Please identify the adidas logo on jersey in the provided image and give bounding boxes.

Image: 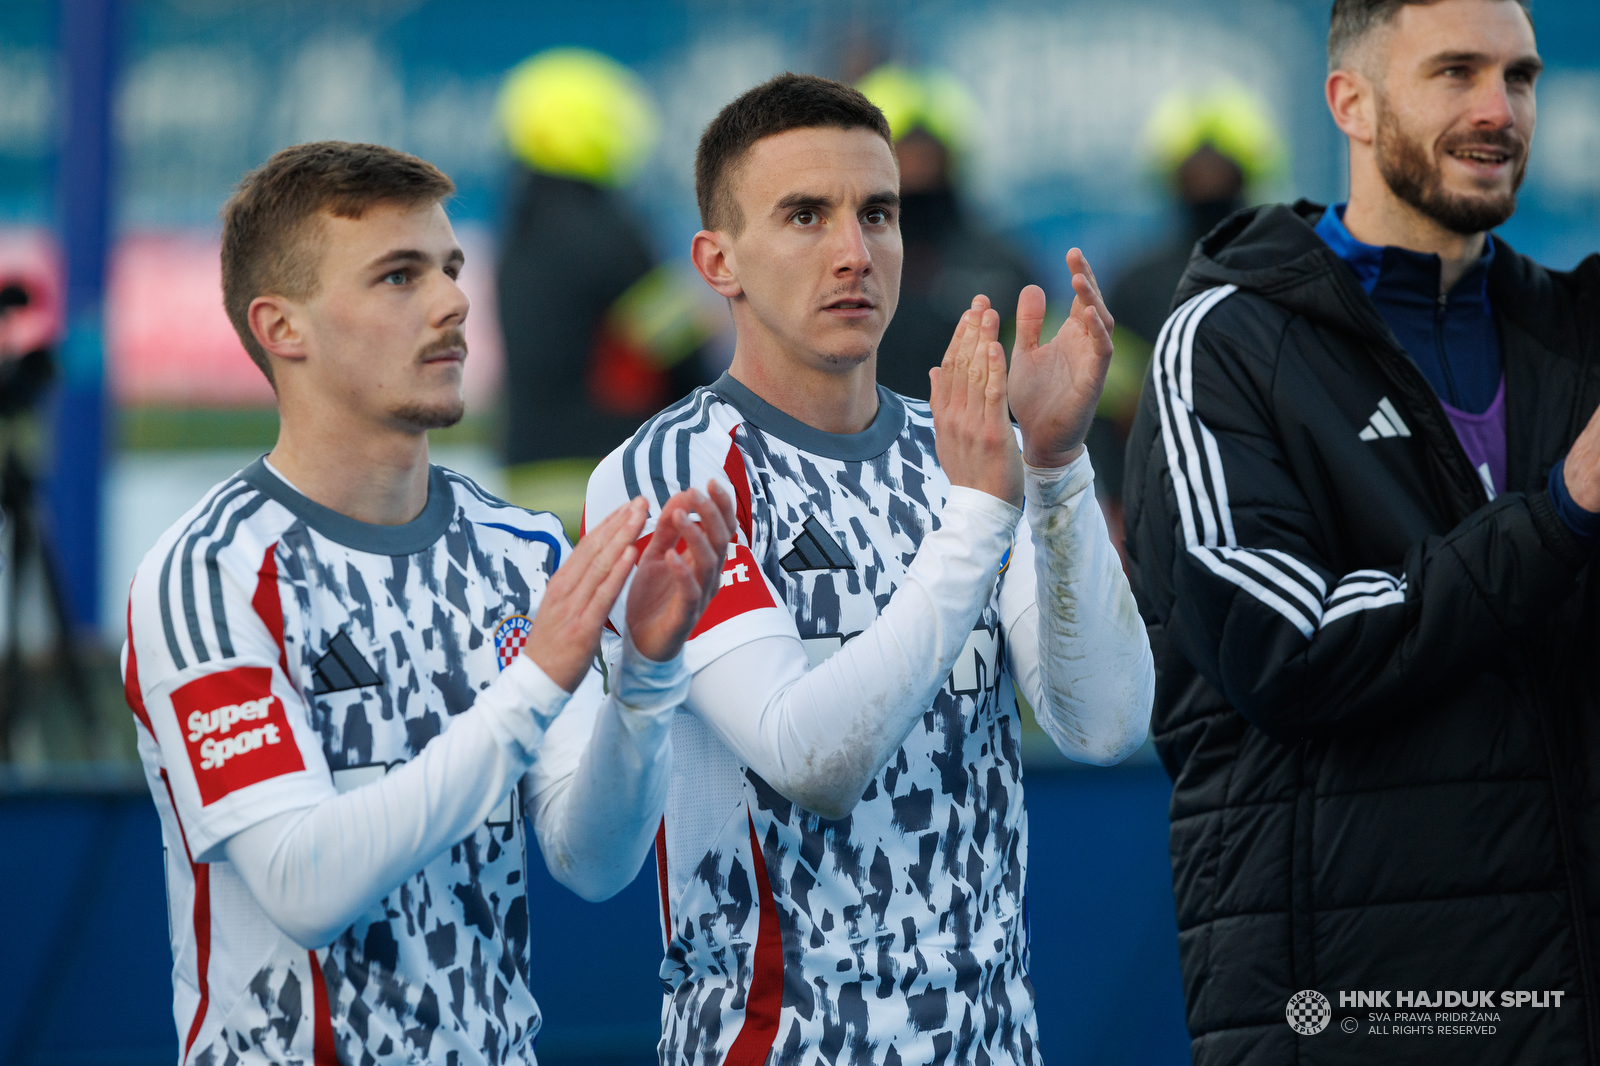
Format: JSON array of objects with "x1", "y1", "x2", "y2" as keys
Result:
[
  {"x1": 1358, "y1": 397, "x2": 1412, "y2": 441},
  {"x1": 312, "y1": 629, "x2": 381, "y2": 694},
  {"x1": 780, "y1": 515, "x2": 855, "y2": 573}
]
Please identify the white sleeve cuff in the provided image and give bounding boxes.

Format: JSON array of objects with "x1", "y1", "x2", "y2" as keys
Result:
[
  {"x1": 1024, "y1": 449, "x2": 1095, "y2": 511},
  {"x1": 479, "y1": 654, "x2": 574, "y2": 756},
  {"x1": 616, "y1": 633, "x2": 690, "y2": 715},
  {"x1": 944, "y1": 484, "x2": 1024, "y2": 534}
]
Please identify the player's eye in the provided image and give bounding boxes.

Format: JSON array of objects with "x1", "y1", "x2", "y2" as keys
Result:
[
  {"x1": 792, "y1": 209, "x2": 818, "y2": 227},
  {"x1": 862, "y1": 208, "x2": 889, "y2": 226},
  {"x1": 382, "y1": 270, "x2": 409, "y2": 286}
]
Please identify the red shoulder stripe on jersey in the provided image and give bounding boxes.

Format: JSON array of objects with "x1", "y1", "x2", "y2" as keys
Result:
[
  {"x1": 655, "y1": 819, "x2": 672, "y2": 951},
  {"x1": 722, "y1": 429, "x2": 753, "y2": 545},
  {"x1": 603, "y1": 515, "x2": 618, "y2": 636},
  {"x1": 161, "y1": 769, "x2": 211, "y2": 1065},
  {"x1": 123, "y1": 595, "x2": 153, "y2": 737},
  {"x1": 251, "y1": 542, "x2": 287, "y2": 677},
  {"x1": 724, "y1": 812, "x2": 783, "y2": 1066},
  {"x1": 183, "y1": 862, "x2": 212, "y2": 1063},
  {"x1": 310, "y1": 950, "x2": 338, "y2": 1064},
  {"x1": 602, "y1": 506, "x2": 616, "y2": 635}
]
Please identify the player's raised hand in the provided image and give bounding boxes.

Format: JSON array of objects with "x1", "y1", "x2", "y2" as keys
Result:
[
  {"x1": 626, "y1": 481, "x2": 737, "y2": 662},
  {"x1": 1008, "y1": 248, "x2": 1115, "y2": 468},
  {"x1": 929, "y1": 295, "x2": 1024, "y2": 509},
  {"x1": 525, "y1": 497, "x2": 649, "y2": 691}
]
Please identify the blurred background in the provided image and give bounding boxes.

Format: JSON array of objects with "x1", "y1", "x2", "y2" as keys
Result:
[{"x1": 1, "y1": 0, "x2": 1597, "y2": 1062}]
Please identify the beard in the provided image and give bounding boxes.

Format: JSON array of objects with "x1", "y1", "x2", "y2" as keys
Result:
[
  {"x1": 389, "y1": 328, "x2": 467, "y2": 431},
  {"x1": 822, "y1": 349, "x2": 873, "y2": 369},
  {"x1": 390, "y1": 398, "x2": 464, "y2": 431},
  {"x1": 1373, "y1": 92, "x2": 1528, "y2": 236}
]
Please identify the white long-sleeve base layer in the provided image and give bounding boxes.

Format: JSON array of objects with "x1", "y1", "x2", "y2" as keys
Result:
[
  {"x1": 125, "y1": 459, "x2": 677, "y2": 1064},
  {"x1": 584, "y1": 381, "x2": 1154, "y2": 1066},
  {"x1": 687, "y1": 454, "x2": 1154, "y2": 818},
  {"x1": 223, "y1": 638, "x2": 688, "y2": 949}
]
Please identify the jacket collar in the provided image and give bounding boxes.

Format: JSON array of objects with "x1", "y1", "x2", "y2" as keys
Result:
[
  {"x1": 1312, "y1": 203, "x2": 1494, "y2": 315},
  {"x1": 1172, "y1": 201, "x2": 1393, "y2": 349}
]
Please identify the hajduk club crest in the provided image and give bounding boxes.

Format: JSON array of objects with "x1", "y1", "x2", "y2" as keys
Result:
[{"x1": 493, "y1": 615, "x2": 533, "y2": 671}]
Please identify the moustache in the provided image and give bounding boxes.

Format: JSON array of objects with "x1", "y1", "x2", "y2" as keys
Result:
[
  {"x1": 417, "y1": 329, "x2": 468, "y2": 362},
  {"x1": 1439, "y1": 126, "x2": 1527, "y2": 162},
  {"x1": 823, "y1": 285, "x2": 881, "y2": 303}
]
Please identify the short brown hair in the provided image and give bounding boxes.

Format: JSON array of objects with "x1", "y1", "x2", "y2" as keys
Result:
[
  {"x1": 220, "y1": 141, "x2": 455, "y2": 383},
  {"x1": 1328, "y1": 0, "x2": 1532, "y2": 73},
  {"x1": 694, "y1": 72, "x2": 892, "y2": 234}
]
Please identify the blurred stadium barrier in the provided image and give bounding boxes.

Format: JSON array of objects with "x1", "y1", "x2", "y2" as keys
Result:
[{"x1": 0, "y1": 763, "x2": 1189, "y2": 1066}]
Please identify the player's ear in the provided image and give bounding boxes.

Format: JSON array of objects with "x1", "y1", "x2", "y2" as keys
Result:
[
  {"x1": 1326, "y1": 68, "x2": 1375, "y2": 146},
  {"x1": 248, "y1": 294, "x2": 310, "y2": 365},
  {"x1": 691, "y1": 230, "x2": 743, "y2": 300}
]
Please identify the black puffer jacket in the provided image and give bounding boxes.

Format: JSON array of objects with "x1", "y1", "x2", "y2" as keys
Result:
[{"x1": 1123, "y1": 200, "x2": 1600, "y2": 1064}]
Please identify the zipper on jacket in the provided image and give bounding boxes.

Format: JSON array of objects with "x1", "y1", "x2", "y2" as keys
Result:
[
  {"x1": 1352, "y1": 290, "x2": 1485, "y2": 522},
  {"x1": 1434, "y1": 292, "x2": 1462, "y2": 408}
]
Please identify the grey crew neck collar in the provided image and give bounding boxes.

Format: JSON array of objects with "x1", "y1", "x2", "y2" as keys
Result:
[
  {"x1": 710, "y1": 372, "x2": 905, "y2": 461},
  {"x1": 240, "y1": 457, "x2": 454, "y2": 556}
]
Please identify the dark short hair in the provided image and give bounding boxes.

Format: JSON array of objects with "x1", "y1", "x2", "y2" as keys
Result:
[
  {"x1": 694, "y1": 72, "x2": 892, "y2": 234},
  {"x1": 1328, "y1": 0, "x2": 1533, "y2": 73},
  {"x1": 220, "y1": 141, "x2": 455, "y2": 384}
]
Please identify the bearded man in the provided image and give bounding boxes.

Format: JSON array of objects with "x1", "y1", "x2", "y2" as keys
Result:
[{"x1": 1122, "y1": 0, "x2": 1600, "y2": 1061}]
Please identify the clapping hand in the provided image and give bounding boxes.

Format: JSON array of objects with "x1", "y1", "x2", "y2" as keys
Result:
[
  {"x1": 929, "y1": 295, "x2": 1025, "y2": 509},
  {"x1": 626, "y1": 482, "x2": 737, "y2": 662},
  {"x1": 525, "y1": 498, "x2": 650, "y2": 692},
  {"x1": 1007, "y1": 248, "x2": 1116, "y2": 468}
]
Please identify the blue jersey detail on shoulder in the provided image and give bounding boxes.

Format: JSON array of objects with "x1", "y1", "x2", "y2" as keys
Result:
[{"x1": 480, "y1": 523, "x2": 564, "y2": 564}]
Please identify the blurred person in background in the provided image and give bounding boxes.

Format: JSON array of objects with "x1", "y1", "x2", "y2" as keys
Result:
[
  {"x1": 856, "y1": 65, "x2": 1035, "y2": 401},
  {"x1": 1124, "y1": 0, "x2": 1600, "y2": 1060},
  {"x1": 1109, "y1": 84, "x2": 1284, "y2": 351},
  {"x1": 496, "y1": 49, "x2": 717, "y2": 533},
  {"x1": 1099, "y1": 86, "x2": 1283, "y2": 556}
]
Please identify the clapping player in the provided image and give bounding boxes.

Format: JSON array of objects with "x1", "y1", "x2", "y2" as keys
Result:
[
  {"x1": 585, "y1": 75, "x2": 1154, "y2": 1065},
  {"x1": 123, "y1": 142, "x2": 734, "y2": 1065}
]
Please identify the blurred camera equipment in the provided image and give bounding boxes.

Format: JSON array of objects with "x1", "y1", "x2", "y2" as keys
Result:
[{"x1": 0, "y1": 279, "x2": 93, "y2": 760}]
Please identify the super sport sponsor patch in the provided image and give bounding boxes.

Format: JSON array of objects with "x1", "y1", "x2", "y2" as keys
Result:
[
  {"x1": 690, "y1": 542, "x2": 778, "y2": 638},
  {"x1": 171, "y1": 666, "x2": 304, "y2": 805}
]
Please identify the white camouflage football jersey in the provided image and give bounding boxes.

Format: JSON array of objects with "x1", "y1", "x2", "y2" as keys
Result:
[
  {"x1": 123, "y1": 458, "x2": 569, "y2": 1065},
  {"x1": 587, "y1": 374, "x2": 1037, "y2": 1066}
]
